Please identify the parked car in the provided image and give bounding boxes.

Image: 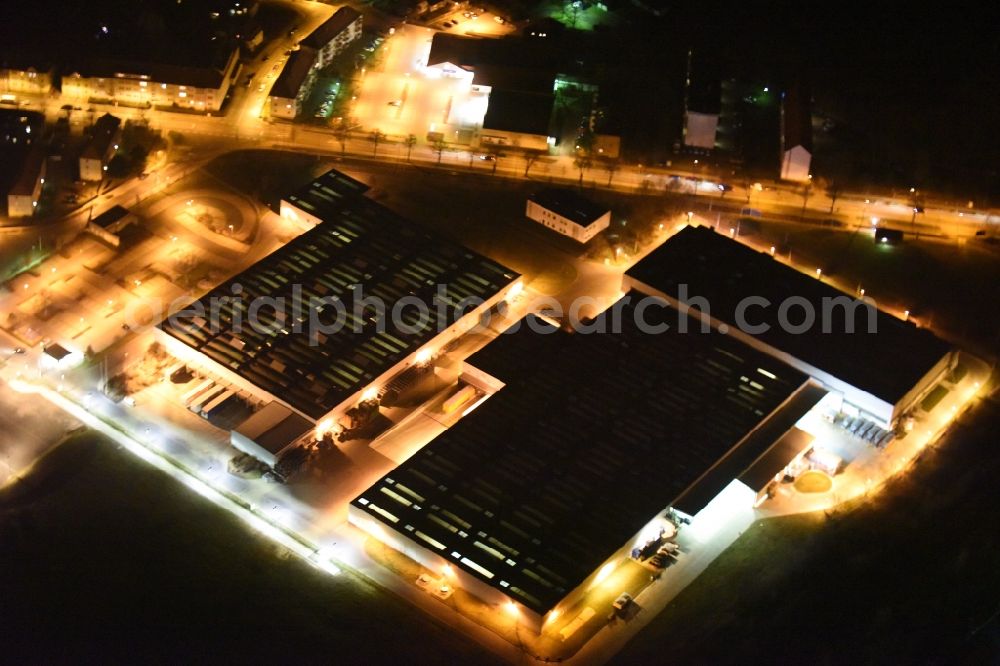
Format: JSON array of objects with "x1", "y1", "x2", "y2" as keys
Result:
[
  {"x1": 613, "y1": 593, "x2": 632, "y2": 611},
  {"x1": 657, "y1": 544, "x2": 678, "y2": 556}
]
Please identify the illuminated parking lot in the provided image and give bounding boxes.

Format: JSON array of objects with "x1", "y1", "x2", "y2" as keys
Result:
[{"x1": 352, "y1": 25, "x2": 489, "y2": 140}]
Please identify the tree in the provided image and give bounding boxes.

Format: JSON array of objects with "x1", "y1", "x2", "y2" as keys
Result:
[
  {"x1": 822, "y1": 178, "x2": 841, "y2": 213},
  {"x1": 333, "y1": 120, "x2": 350, "y2": 156},
  {"x1": 129, "y1": 145, "x2": 149, "y2": 174},
  {"x1": 432, "y1": 138, "x2": 447, "y2": 164},
  {"x1": 523, "y1": 152, "x2": 540, "y2": 177},
  {"x1": 106, "y1": 154, "x2": 131, "y2": 179},
  {"x1": 565, "y1": 2, "x2": 580, "y2": 28},
  {"x1": 800, "y1": 180, "x2": 813, "y2": 220},
  {"x1": 574, "y1": 152, "x2": 592, "y2": 187},
  {"x1": 603, "y1": 159, "x2": 619, "y2": 187},
  {"x1": 369, "y1": 129, "x2": 385, "y2": 156},
  {"x1": 404, "y1": 134, "x2": 417, "y2": 161}
]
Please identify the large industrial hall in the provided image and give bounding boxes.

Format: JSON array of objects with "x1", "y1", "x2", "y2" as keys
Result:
[{"x1": 350, "y1": 294, "x2": 828, "y2": 629}]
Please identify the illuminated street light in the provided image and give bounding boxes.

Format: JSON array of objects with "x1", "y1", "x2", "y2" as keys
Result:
[
  {"x1": 686, "y1": 211, "x2": 693, "y2": 222},
  {"x1": 769, "y1": 246, "x2": 775, "y2": 256},
  {"x1": 815, "y1": 268, "x2": 822, "y2": 278},
  {"x1": 505, "y1": 601, "x2": 519, "y2": 616},
  {"x1": 870, "y1": 216, "x2": 879, "y2": 226},
  {"x1": 903, "y1": 309, "x2": 910, "y2": 321},
  {"x1": 594, "y1": 560, "x2": 616, "y2": 585}
]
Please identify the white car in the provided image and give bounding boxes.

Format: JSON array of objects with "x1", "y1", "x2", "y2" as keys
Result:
[
  {"x1": 657, "y1": 543, "x2": 679, "y2": 556},
  {"x1": 612, "y1": 592, "x2": 632, "y2": 611}
]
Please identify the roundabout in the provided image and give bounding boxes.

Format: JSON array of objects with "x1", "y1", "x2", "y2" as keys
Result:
[
  {"x1": 145, "y1": 189, "x2": 259, "y2": 248},
  {"x1": 794, "y1": 470, "x2": 833, "y2": 494}
]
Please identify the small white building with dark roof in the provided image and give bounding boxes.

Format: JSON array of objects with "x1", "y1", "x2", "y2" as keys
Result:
[{"x1": 526, "y1": 188, "x2": 610, "y2": 243}]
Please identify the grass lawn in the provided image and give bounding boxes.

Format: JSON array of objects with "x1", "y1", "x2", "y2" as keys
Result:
[
  {"x1": 0, "y1": 431, "x2": 499, "y2": 664},
  {"x1": 745, "y1": 221, "x2": 1000, "y2": 356},
  {"x1": 615, "y1": 398, "x2": 1000, "y2": 664},
  {"x1": 203, "y1": 151, "x2": 686, "y2": 295},
  {"x1": 204, "y1": 150, "x2": 326, "y2": 210},
  {"x1": 921, "y1": 384, "x2": 950, "y2": 412}
]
